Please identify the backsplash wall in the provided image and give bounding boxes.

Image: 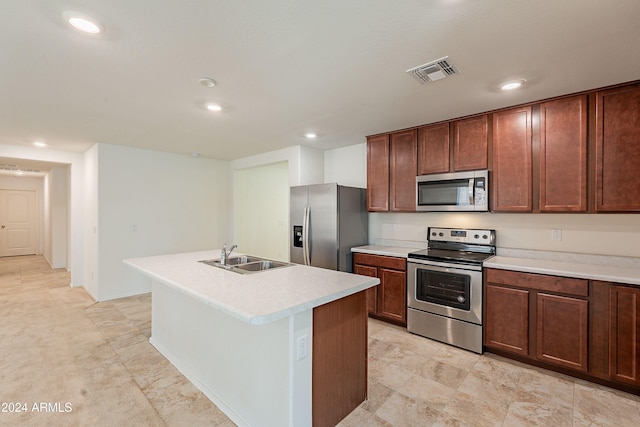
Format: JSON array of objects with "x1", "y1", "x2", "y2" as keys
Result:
[{"x1": 369, "y1": 212, "x2": 640, "y2": 258}]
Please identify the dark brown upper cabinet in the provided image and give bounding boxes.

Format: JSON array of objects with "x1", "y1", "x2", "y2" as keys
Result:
[
  {"x1": 453, "y1": 115, "x2": 489, "y2": 172},
  {"x1": 595, "y1": 83, "x2": 640, "y2": 211},
  {"x1": 367, "y1": 80, "x2": 640, "y2": 214},
  {"x1": 539, "y1": 95, "x2": 588, "y2": 212},
  {"x1": 366, "y1": 134, "x2": 390, "y2": 212},
  {"x1": 389, "y1": 129, "x2": 418, "y2": 211},
  {"x1": 492, "y1": 106, "x2": 532, "y2": 212},
  {"x1": 417, "y1": 123, "x2": 450, "y2": 175}
]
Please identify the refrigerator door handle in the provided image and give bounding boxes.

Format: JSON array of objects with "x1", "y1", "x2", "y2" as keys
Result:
[{"x1": 303, "y1": 204, "x2": 310, "y2": 265}]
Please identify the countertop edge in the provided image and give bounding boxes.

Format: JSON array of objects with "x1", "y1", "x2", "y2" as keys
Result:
[
  {"x1": 351, "y1": 245, "x2": 417, "y2": 259},
  {"x1": 484, "y1": 256, "x2": 640, "y2": 286}
]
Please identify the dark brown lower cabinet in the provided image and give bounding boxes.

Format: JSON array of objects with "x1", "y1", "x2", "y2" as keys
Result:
[
  {"x1": 485, "y1": 270, "x2": 640, "y2": 395},
  {"x1": 485, "y1": 284, "x2": 529, "y2": 355},
  {"x1": 353, "y1": 253, "x2": 407, "y2": 326},
  {"x1": 485, "y1": 270, "x2": 588, "y2": 372},
  {"x1": 536, "y1": 293, "x2": 588, "y2": 372},
  {"x1": 610, "y1": 284, "x2": 640, "y2": 385}
]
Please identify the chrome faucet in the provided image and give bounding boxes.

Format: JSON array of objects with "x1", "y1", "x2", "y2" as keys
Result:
[{"x1": 220, "y1": 243, "x2": 237, "y2": 265}]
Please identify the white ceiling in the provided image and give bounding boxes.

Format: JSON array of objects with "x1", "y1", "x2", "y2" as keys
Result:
[{"x1": 1, "y1": 0, "x2": 639, "y2": 161}]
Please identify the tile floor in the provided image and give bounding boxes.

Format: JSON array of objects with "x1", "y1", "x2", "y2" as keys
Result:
[{"x1": 1, "y1": 255, "x2": 640, "y2": 426}]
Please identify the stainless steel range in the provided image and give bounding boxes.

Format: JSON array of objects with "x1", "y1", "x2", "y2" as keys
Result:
[{"x1": 407, "y1": 227, "x2": 496, "y2": 354}]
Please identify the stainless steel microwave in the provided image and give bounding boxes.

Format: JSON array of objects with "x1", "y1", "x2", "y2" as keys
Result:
[{"x1": 416, "y1": 170, "x2": 489, "y2": 212}]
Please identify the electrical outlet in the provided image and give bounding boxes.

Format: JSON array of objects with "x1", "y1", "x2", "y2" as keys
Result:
[
  {"x1": 552, "y1": 229, "x2": 562, "y2": 241},
  {"x1": 296, "y1": 335, "x2": 308, "y2": 361}
]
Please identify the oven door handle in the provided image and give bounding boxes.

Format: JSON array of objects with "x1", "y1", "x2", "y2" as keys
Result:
[{"x1": 408, "y1": 259, "x2": 482, "y2": 272}]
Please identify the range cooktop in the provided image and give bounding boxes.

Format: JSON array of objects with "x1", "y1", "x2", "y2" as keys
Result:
[{"x1": 407, "y1": 227, "x2": 496, "y2": 266}]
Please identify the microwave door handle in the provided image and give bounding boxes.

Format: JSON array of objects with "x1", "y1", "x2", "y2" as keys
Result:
[{"x1": 468, "y1": 178, "x2": 475, "y2": 205}]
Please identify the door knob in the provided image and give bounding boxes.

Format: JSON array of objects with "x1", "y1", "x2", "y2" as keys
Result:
[{"x1": 1, "y1": 225, "x2": 5, "y2": 229}]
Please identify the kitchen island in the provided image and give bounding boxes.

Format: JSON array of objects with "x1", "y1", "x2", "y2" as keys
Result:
[{"x1": 124, "y1": 250, "x2": 379, "y2": 427}]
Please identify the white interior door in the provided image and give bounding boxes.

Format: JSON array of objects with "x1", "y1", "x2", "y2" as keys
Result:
[{"x1": 0, "y1": 189, "x2": 37, "y2": 257}]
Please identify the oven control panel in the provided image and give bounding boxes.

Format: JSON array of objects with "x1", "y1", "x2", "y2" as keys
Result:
[{"x1": 428, "y1": 227, "x2": 495, "y2": 245}]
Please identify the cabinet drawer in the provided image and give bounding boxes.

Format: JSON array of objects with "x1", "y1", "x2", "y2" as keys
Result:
[
  {"x1": 353, "y1": 253, "x2": 406, "y2": 271},
  {"x1": 485, "y1": 268, "x2": 588, "y2": 297}
]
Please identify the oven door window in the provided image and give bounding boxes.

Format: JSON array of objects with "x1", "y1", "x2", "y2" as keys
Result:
[{"x1": 416, "y1": 269, "x2": 471, "y2": 311}]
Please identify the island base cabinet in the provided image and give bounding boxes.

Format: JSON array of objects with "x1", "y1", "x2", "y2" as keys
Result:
[
  {"x1": 150, "y1": 280, "x2": 312, "y2": 427},
  {"x1": 313, "y1": 291, "x2": 367, "y2": 427},
  {"x1": 149, "y1": 280, "x2": 369, "y2": 427}
]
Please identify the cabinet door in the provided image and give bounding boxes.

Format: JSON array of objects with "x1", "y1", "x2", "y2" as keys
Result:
[
  {"x1": 536, "y1": 293, "x2": 588, "y2": 372},
  {"x1": 610, "y1": 285, "x2": 640, "y2": 385},
  {"x1": 596, "y1": 84, "x2": 640, "y2": 211},
  {"x1": 378, "y1": 268, "x2": 407, "y2": 324},
  {"x1": 485, "y1": 284, "x2": 529, "y2": 356},
  {"x1": 389, "y1": 129, "x2": 418, "y2": 211},
  {"x1": 418, "y1": 123, "x2": 450, "y2": 175},
  {"x1": 492, "y1": 107, "x2": 532, "y2": 212},
  {"x1": 354, "y1": 264, "x2": 378, "y2": 314},
  {"x1": 366, "y1": 134, "x2": 390, "y2": 212},
  {"x1": 454, "y1": 115, "x2": 488, "y2": 171},
  {"x1": 539, "y1": 95, "x2": 588, "y2": 212}
]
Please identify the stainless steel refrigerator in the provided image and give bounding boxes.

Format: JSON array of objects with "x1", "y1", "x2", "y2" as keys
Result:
[{"x1": 290, "y1": 183, "x2": 368, "y2": 272}]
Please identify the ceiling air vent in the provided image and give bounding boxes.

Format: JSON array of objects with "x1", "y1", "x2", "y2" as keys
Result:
[{"x1": 407, "y1": 56, "x2": 460, "y2": 84}]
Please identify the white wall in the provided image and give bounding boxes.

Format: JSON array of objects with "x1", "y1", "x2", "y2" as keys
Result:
[
  {"x1": 298, "y1": 145, "x2": 324, "y2": 185},
  {"x1": 83, "y1": 145, "x2": 99, "y2": 299},
  {"x1": 94, "y1": 144, "x2": 230, "y2": 301},
  {"x1": 43, "y1": 173, "x2": 51, "y2": 261},
  {"x1": 323, "y1": 143, "x2": 640, "y2": 258},
  {"x1": 233, "y1": 161, "x2": 289, "y2": 261},
  {"x1": 47, "y1": 167, "x2": 68, "y2": 268},
  {"x1": 370, "y1": 212, "x2": 640, "y2": 257},
  {"x1": 0, "y1": 144, "x2": 82, "y2": 285},
  {"x1": 229, "y1": 145, "x2": 325, "y2": 255},
  {"x1": 230, "y1": 145, "x2": 324, "y2": 187},
  {"x1": 324, "y1": 143, "x2": 366, "y2": 188}
]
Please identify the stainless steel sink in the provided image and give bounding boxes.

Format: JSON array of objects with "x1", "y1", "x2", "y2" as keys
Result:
[
  {"x1": 235, "y1": 260, "x2": 291, "y2": 272},
  {"x1": 199, "y1": 256, "x2": 293, "y2": 274}
]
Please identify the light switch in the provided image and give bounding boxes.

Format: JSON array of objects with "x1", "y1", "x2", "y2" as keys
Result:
[{"x1": 296, "y1": 335, "x2": 308, "y2": 361}]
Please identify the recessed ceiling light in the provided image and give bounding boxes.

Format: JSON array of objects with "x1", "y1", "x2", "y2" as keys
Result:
[
  {"x1": 205, "y1": 103, "x2": 222, "y2": 112},
  {"x1": 15, "y1": 170, "x2": 24, "y2": 176},
  {"x1": 63, "y1": 11, "x2": 102, "y2": 34},
  {"x1": 33, "y1": 141, "x2": 47, "y2": 148},
  {"x1": 304, "y1": 133, "x2": 317, "y2": 139},
  {"x1": 199, "y1": 78, "x2": 217, "y2": 88},
  {"x1": 500, "y1": 79, "x2": 525, "y2": 91}
]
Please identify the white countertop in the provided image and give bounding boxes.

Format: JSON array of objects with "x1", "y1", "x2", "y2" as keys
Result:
[
  {"x1": 485, "y1": 256, "x2": 640, "y2": 286},
  {"x1": 351, "y1": 245, "x2": 418, "y2": 258},
  {"x1": 124, "y1": 250, "x2": 379, "y2": 325}
]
